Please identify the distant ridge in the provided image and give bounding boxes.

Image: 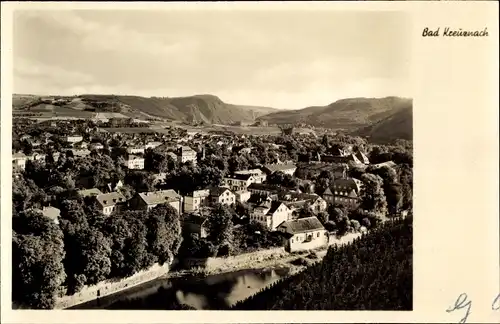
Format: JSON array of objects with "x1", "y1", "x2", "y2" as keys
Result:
[
  {"x1": 257, "y1": 96, "x2": 412, "y2": 131},
  {"x1": 12, "y1": 93, "x2": 279, "y2": 124}
]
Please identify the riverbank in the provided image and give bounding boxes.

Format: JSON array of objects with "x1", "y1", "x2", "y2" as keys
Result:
[{"x1": 62, "y1": 232, "x2": 362, "y2": 309}]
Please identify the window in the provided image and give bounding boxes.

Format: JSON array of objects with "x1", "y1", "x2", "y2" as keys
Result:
[
  {"x1": 317, "y1": 232, "x2": 320, "y2": 237},
  {"x1": 291, "y1": 238, "x2": 294, "y2": 243}
]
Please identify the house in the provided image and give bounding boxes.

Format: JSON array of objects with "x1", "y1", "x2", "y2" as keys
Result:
[
  {"x1": 235, "y1": 190, "x2": 252, "y2": 203},
  {"x1": 89, "y1": 143, "x2": 104, "y2": 150},
  {"x1": 12, "y1": 152, "x2": 27, "y2": 171},
  {"x1": 209, "y1": 187, "x2": 235, "y2": 206},
  {"x1": 78, "y1": 188, "x2": 103, "y2": 198},
  {"x1": 126, "y1": 146, "x2": 145, "y2": 155},
  {"x1": 322, "y1": 178, "x2": 361, "y2": 209},
  {"x1": 95, "y1": 192, "x2": 127, "y2": 216},
  {"x1": 234, "y1": 169, "x2": 267, "y2": 183},
  {"x1": 73, "y1": 141, "x2": 88, "y2": 149},
  {"x1": 371, "y1": 161, "x2": 397, "y2": 169},
  {"x1": 126, "y1": 155, "x2": 145, "y2": 169},
  {"x1": 183, "y1": 189, "x2": 210, "y2": 213},
  {"x1": 66, "y1": 135, "x2": 83, "y2": 143},
  {"x1": 34, "y1": 206, "x2": 61, "y2": 225},
  {"x1": 250, "y1": 201, "x2": 290, "y2": 231},
  {"x1": 130, "y1": 189, "x2": 182, "y2": 214},
  {"x1": 182, "y1": 214, "x2": 209, "y2": 238},
  {"x1": 281, "y1": 193, "x2": 328, "y2": 215},
  {"x1": 262, "y1": 163, "x2": 297, "y2": 176},
  {"x1": 277, "y1": 216, "x2": 328, "y2": 252},
  {"x1": 247, "y1": 183, "x2": 281, "y2": 196},
  {"x1": 145, "y1": 141, "x2": 163, "y2": 150},
  {"x1": 177, "y1": 146, "x2": 197, "y2": 164},
  {"x1": 224, "y1": 174, "x2": 256, "y2": 192},
  {"x1": 70, "y1": 149, "x2": 92, "y2": 158}
]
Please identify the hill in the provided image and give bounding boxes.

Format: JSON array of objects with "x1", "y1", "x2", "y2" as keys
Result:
[
  {"x1": 257, "y1": 96, "x2": 412, "y2": 131},
  {"x1": 12, "y1": 94, "x2": 279, "y2": 124},
  {"x1": 230, "y1": 216, "x2": 413, "y2": 310},
  {"x1": 352, "y1": 105, "x2": 413, "y2": 144}
]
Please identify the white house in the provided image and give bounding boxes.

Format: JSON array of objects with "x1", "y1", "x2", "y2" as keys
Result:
[
  {"x1": 145, "y1": 141, "x2": 163, "y2": 150},
  {"x1": 234, "y1": 169, "x2": 267, "y2": 183},
  {"x1": 126, "y1": 155, "x2": 145, "y2": 169},
  {"x1": 209, "y1": 187, "x2": 235, "y2": 206},
  {"x1": 177, "y1": 146, "x2": 197, "y2": 164},
  {"x1": 235, "y1": 190, "x2": 252, "y2": 203},
  {"x1": 127, "y1": 146, "x2": 145, "y2": 155},
  {"x1": 183, "y1": 189, "x2": 210, "y2": 213},
  {"x1": 12, "y1": 152, "x2": 27, "y2": 171},
  {"x1": 277, "y1": 216, "x2": 328, "y2": 252},
  {"x1": 224, "y1": 174, "x2": 256, "y2": 192},
  {"x1": 95, "y1": 192, "x2": 127, "y2": 216},
  {"x1": 130, "y1": 190, "x2": 182, "y2": 214},
  {"x1": 66, "y1": 135, "x2": 83, "y2": 143},
  {"x1": 250, "y1": 201, "x2": 290, "y2": 231}
]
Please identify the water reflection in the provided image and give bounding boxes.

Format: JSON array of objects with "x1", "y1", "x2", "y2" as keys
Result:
[{"x1": 73, "y1": 267, "x2": 290, "y2": 310}]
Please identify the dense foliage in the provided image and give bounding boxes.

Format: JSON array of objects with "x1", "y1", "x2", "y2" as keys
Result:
[
  {"x1": 12, "y1": 202, "x2": 182, "y2": 309},
  {"x1": 230, "y1": 216, "x2": 413, "y2": 310}
]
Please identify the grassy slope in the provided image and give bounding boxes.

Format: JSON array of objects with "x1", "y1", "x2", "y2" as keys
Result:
[{"x1": 12, "y1": 94, "x2": 279, "y2": 124}]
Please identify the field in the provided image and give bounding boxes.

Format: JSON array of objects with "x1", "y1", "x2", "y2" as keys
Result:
[{"x1": 100, "y1": 127, "x2": 171, "y2": 134}]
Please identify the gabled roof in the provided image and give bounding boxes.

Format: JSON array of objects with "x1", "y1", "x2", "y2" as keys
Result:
[
  {"x1": 12, "y1": 152, "x2": 27, "y2": 159},
  {"x1": 266, "y1": 201, "x2": 287, "y2": 215},
  {"x1": 78, "y1": 188, "x2": 103, "y2": 198},
  {"x1": 96, "y1": 192, "x2": 127, "y2": 208},
  {"x1": 262, "y1": 163, "x2": 297, "y2": 174},
  {"x1": 188, "y1": 189, "x2": 211, "y2": 198},
  {"x1": 279, "y1": 216, "x2": 325, "y2": 234},
  {"x1": 234, "y1": 169, "x2": 265, "y2": 176},
  {"x1": 34, "y1": 207, "x2": 60, "y2": 221},
  {"x1": 332, "y1": 178, "x2": 360, "y2": 193},
  {"x1": 210, "y1": 187, "x2": 232, "y2": 197},
  {"x1": 247, "y1": 183, "x2": 280, "y2": 192},
  {"x1": 138, "y1": 190, "x2": 181, "y2": 205},
  {"x1": 226, "y1": 173, "x2": 254, "y2": 181},
  {"x1": 323, "y1": 187, "x2": 333, "y2": 196}
]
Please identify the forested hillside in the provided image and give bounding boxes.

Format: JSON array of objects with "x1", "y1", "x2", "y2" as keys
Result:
[
  {"x1": 257, "y1": 96, "x2": 412, "y2": 132},
  {"x1": 231, "y1": 216, "x2": 413, "y2": 310}
]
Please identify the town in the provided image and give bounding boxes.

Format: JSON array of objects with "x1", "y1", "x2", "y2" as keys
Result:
[{"x1": 12, "y1": 115, "x2": 413, "y2": 310}]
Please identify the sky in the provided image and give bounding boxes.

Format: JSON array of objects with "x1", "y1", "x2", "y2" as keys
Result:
[{"x1": 13, "y1": 10, "x2": 412, "y2": 109}]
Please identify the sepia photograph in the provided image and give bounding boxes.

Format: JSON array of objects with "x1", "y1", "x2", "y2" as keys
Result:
[{"x1": 9, "y1": 8, "x2": 414, "y2": 311}]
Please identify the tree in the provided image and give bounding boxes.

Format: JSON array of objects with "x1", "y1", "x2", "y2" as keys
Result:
[
  {"x1": 359, "y1": 173, "x2": 387, "y2": 214},
  {"x1": 317, "y1": 211, "x2": 329, "y2": 225},
  {"x1": 206, "y1": 204, "x2": 234, "y2": 252},
  {"x1": 125, "y1": 171, "x2": 156, "y2": 193},
  {"x1": 12, "y1": 212, "x2": 66, "y2": 309},
  {"x1": 146, "y1": 204, "x2": 183, "y2": 264},
  {"x1": 64, "y1": 228, "x2": 112, "y2": 293}
]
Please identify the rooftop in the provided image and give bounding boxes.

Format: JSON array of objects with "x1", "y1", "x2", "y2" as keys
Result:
[
  {"x1": 96, "y1": 192, "x2": 127, "y2": 207},
  {"x1": 78, "y1": 188, "x2": 103, "y2": 198},
  {"x1": 139, "y1": 189, "x2": 181, "y2": 205},
  {"x1": 279, "y1": 216, "x2": 325, "y2": 234}
]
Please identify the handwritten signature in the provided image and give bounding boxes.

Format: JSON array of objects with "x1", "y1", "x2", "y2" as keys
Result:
[{"x1": 447, "y1": 293, "x2": 499, "y2": 323}]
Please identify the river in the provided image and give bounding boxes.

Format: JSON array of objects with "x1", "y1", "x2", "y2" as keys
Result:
[{"x1": 69, "y1": 266, "x2": 291, "y2": 310}]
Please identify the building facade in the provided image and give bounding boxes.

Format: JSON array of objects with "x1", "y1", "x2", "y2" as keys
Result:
[
  {"x1": 183, "y1": 189, "x2": 210, "y2": 213},
  {"x1": 277, "y1": 217, "x2": 328, "y2": 252}
]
